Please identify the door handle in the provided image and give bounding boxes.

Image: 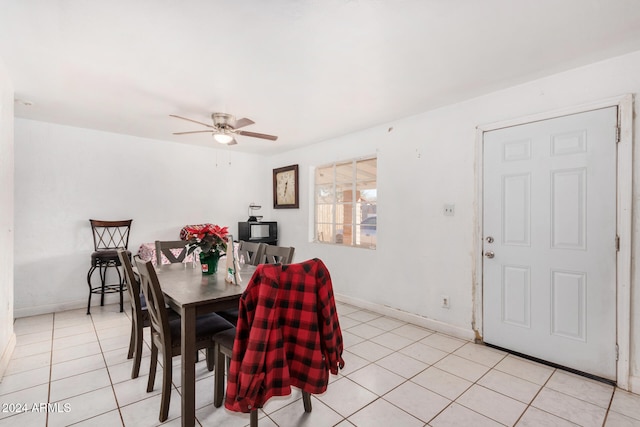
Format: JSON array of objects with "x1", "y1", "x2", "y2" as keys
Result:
[{"x1": 484, "y1": 251, "x2": 495, "y2": 259}]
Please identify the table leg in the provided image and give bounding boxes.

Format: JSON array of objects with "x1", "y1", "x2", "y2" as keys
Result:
[{"x1": 181, "y1": 307, "x2": 196, "y2": 426}]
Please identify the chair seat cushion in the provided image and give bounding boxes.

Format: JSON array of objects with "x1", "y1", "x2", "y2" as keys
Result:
[
  {"x1": 168, "y1": 313, "x2": 234, "y2": 345},
  {"x1": 213, "y1": 327, "x2": 236, "y2": 350},
  {"x1": 216, "y1": 309, "x2": 239, "y2": 326},
  {"x1": 139, "y1": 293, "x2": 180, "y2": 320},
  {"x1": 91, "y1": 250, "x2": 131, "y2": 266}
]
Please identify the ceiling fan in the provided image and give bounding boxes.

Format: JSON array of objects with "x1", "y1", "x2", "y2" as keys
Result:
[{"x1": 170, "y1": 113, "x2": 278, "y2": 145}]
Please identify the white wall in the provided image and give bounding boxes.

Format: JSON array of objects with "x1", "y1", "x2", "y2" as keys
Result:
[
  {"x1": 0, "y1": 58, "x2": 15, "y2": 378},
  {"x1": 12, "y1": 49, "x2": 640, "y2": 390},
  {"x1": 13, "y1": 121, "x2": 271, "y2": 316},
  {"x1": 268, "y1": 50, "x2": 640, "y2": 388}
]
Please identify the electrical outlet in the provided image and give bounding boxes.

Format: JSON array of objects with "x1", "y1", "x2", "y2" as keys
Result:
[
  {"x1": 441, "y1": 295, "x2": 450, "y2": 308},
  {"x1": 443, "y1": 204, "x2": 455, "y2": 216}
]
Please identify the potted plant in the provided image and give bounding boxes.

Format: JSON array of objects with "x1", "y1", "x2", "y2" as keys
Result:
[{"x1": 184, "y1": 224, "x2": 229, "y2": 274}]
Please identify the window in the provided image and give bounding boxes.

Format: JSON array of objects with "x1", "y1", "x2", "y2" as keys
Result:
[{"x1": 314, "y1": 157, "x2": 377, "y2": 249}]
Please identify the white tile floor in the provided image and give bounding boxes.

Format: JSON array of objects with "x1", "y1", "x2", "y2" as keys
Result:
[{"x1": 1, "y1": 302, "x2": 639, "y2": 426}]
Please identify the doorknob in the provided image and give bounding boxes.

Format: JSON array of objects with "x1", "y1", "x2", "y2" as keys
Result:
[{"x1": 484, "y1": 251, "x2": 495, "y2": 259}]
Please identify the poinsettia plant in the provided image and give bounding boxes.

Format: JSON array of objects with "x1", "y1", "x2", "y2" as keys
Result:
[{"x1": 184, "y1": 224, "x2": 229, "y2": 256}]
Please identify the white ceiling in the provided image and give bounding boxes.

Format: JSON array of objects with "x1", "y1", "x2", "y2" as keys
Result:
[{"x1": 2, "y1": 0, "x2": 640, "y2": 155}]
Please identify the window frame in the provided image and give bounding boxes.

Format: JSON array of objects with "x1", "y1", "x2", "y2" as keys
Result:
[{"x1": 313, "y1": 155, "x2": 377, "y2": 249}]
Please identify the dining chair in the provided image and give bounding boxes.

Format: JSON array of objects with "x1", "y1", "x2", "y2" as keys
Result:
[
  {"x1": 259, "y1": 244, "x2": 295, "y2": 264},
  {"x1": 117, "y1": 250, "x2": 149, "y2": 379},
  {"x1": 154, "y1": 240, "x2": 188, "y2": 265},
  {"x1": 155, "y1": 239, "x2": 209, "y2": 363},
  {"x1": 118, "y1": 250, "x2": 185, "y2": 379},
  {"x1": 134, "y1": 258, "x2": 235, "y2": 422},
  {"x1": 216, "y1": 239, "x2": 264, "y2": 325},
  {"x1": 212, "y1": 327, "x2": 312, "y2": 427},
  {"x1": 87, "y1": 219, "x2": 132, "y2": 314},
  {"x1": 237, "y1": 240, "x2": 266, "y2": 266},
  {"x1": 217, "y1": 243, "x2": 293, "y2": 326},
  {"x1": 212, "y1": 328, "x2": 235, "y2": 407},
  {"x1": 224, "y1": 259, "x2": 344, "y2": 424}
]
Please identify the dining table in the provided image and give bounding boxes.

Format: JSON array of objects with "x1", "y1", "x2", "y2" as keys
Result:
[{"x1": 154, "y1": 259, "x2": 256, "y2": 427}]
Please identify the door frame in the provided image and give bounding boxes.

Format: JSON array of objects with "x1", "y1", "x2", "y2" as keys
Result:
[{"x1": 472, "y1": 94, "x2": 633, "y2": 389}]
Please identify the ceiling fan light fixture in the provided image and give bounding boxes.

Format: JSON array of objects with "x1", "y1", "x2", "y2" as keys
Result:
[
  {"x1": 213, "y1": 132, "x2": 234, "y2": 144},
  {"x1": 170, "y1": 113, "x2": 278, "y2": 144}
]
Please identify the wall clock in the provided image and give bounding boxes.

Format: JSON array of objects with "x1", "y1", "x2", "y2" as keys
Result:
[{"x1": 273, "y1": 164, "x2": 299, "y2": 209}]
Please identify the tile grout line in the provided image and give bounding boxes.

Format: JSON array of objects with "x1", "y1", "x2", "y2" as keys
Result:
[
  {"x1": 8, "y1": 304, "x2": 635, "y2": 426},
  {"x1": 527, "y1": 370, "x2": 617, "y2": 426},
  {"x1": 339, "y1": 327, "x2": 462, "y2": 425},
  {"x1": 602, "y1": 388, "x2": 617, "y2": 426},
  {"x1": 332, "y1": 306, "x2": 624, "y2": 426},
  {"x1": 54, "y1": 311, "x2": 128, "y2": 426},
  {"x1": 346, "y1": 311, "x2": 618, "y2": 426},
  {"x1": 382, "y1": 345, "x2": 509, "y2": 425},
  {"x1": 345, "y1": 317, "x2": 548, "y2": 426},
  {"x1": 46, "y1": 313, "x2": 56, "y2": 427},
  {"x1": 91, "y1": 311, "x2": 128, "y2": 427},
  {"x1": 514, "y1": 366, "x2": 558, "y2": 426},
  {"x1": 431, "y1": 351, "x2": 512, "y2": 426}
]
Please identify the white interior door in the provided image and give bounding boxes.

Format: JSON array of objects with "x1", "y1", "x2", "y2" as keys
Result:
[{"x1": 482, "y1": 107, "x2": 618, "y2": 380}]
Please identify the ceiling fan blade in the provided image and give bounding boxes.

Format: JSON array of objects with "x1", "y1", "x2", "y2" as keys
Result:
[
  {"x1": 236, "y1": 130, "x2": 278, "y2": 141},
  {"x1": 173, "y1": 130, "x2": 214, "y2": 135},
  {"x1": 169, "y1": 114, "x2": 215, "y2": 129},
  {"x1": 234, "y1": 118, "x2": 255, "y2": 129}
]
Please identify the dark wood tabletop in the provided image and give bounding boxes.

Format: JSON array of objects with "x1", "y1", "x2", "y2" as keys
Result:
[
  {"x1": 153, "y1": 261, "x2": 256, "y2": 426},
  {"x1": 156, "y1": 262, "x2": 255, "y2": 312}
]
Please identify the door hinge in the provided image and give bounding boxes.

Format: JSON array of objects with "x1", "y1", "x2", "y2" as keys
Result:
[
  {"x1": 616, "y1": 344, "x2": 619, "y2": 361},
  {"x1": 616, "y1": 126, "x2": 621, "y2": 143},
  {"x1": 616, "y1": 235, "x2": 620, "y2": 251}
]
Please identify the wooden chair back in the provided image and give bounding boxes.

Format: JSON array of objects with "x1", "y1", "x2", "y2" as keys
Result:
[
  {"x1": 135, "y1": 258, "x2": 172, "y2": 351},
  {"x1": 118, "y1": 250, "x2": 148, "y2": 378},
  {"x1": 155, "y1": 240, "x2": 188, "y2": 265},
  {"x1": 260, "y1": 245, "x2": 295, "y2": 265},
  {"x1": 117, "y1": 250, "x2": 142, "y2": 315},
  {"x1": 238, "y1": 240, "x2": 266, "y2": 266}
]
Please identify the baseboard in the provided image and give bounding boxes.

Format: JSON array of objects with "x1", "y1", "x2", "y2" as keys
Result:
[
  {"x1": 0, "y1": 333, "x2": 16, "y2": 380},
  {"x1": 14, "y1": 299, "x2": 87, "y2": 318},
  {"x1": 628, "y1": 375, "x2": 640, "y2": 394},
  {"x1": 335, "y1": 293, "x2": 475, "y2": 341},
  {"x1": 14, "y1": 295, "x2": 131, "y2": 318}
]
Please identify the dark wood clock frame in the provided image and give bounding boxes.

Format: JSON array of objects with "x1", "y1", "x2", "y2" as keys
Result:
[{"x1": 273, "y1": 164, "x2": 299, "y2": 209}]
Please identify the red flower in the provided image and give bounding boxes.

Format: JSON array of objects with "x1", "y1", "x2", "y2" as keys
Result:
[{"x1": 184, "y1": 224, "x2": 229, "y2": 255}]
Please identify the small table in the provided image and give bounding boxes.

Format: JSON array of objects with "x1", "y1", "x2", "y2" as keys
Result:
[{"x1": 154, "y1": 261, "x2": 256, "y2": 426}]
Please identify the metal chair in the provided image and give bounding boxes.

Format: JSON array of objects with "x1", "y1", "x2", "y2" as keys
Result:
[
  {"x1": 87, "y1": 219, "x2": 132, "y2": 314},
  {"x1": 154, "y1": 240, "x2": 188, "y2": 265},
  {"x1": 259, "y1": 245, "x2": 295, "y2": 264},
  {"x1": 135, "y1": 258, "x2": 235, "y2": 422},
  {"x1": 237, "y1": 240, "x2": 266, "y2": 266}
]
